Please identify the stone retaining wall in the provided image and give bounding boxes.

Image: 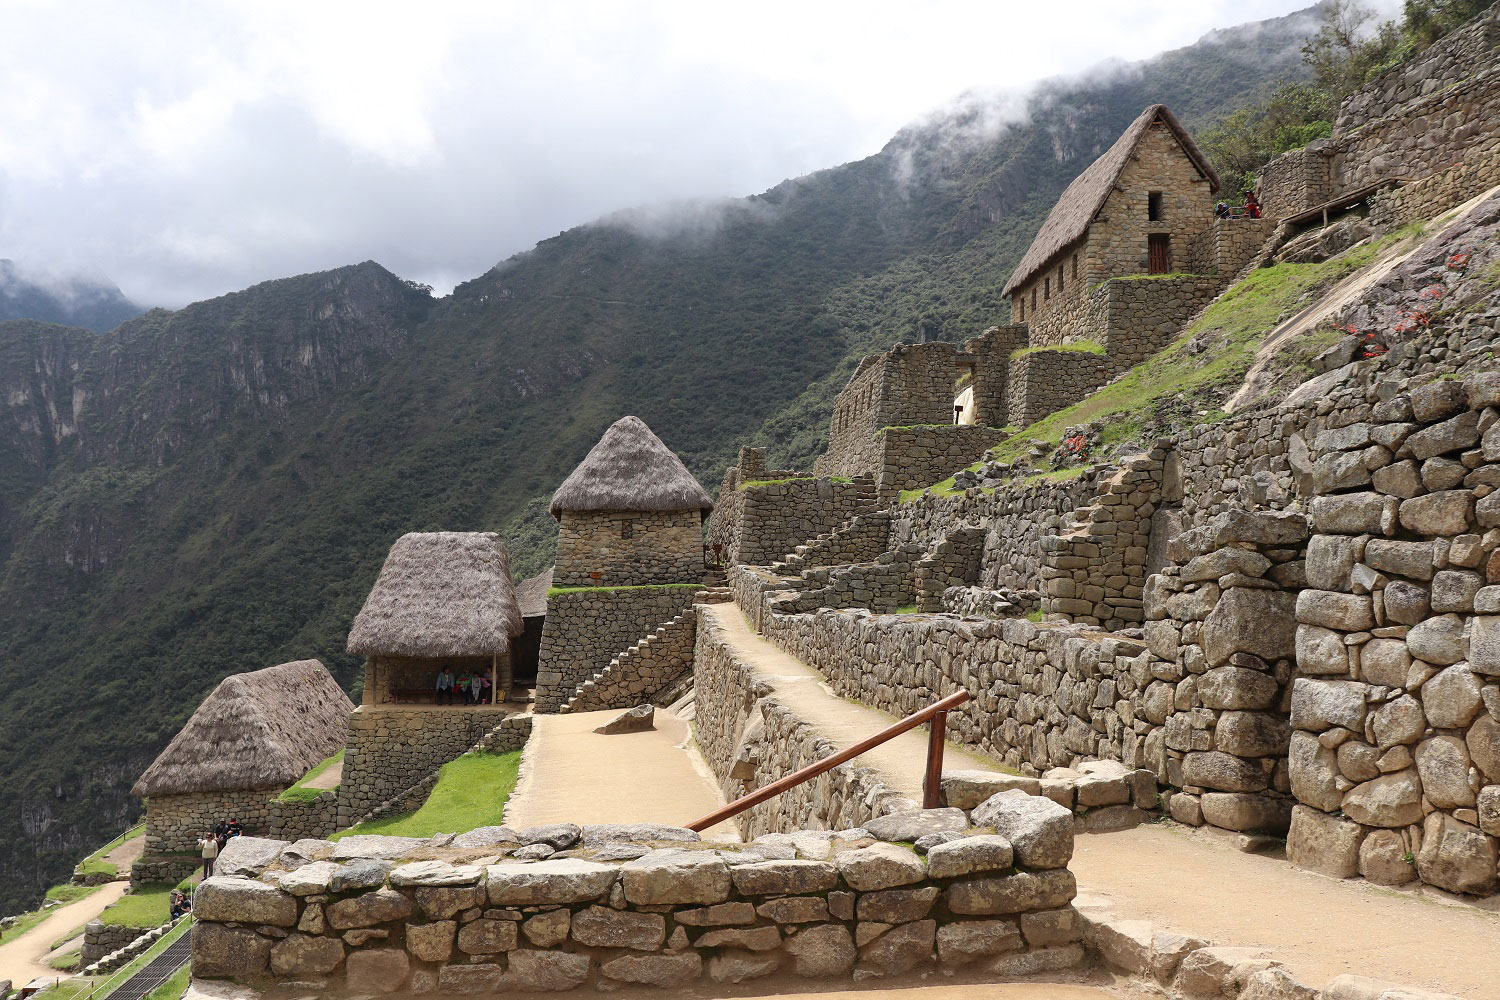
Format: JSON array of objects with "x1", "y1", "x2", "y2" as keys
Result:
[
  {"x1": 535, "y1": 585, "x2": 702, "y2": 713},
  {"x1": 1286, "y1": 372, "x2": 1500, "y2": 895},
  {"x1": 130, "y1": 856, "x2": 198, "y2": 888},
  {"x1": 1370, "y1": 150, "x2": 1500, "y2": 230},
  {"x1": 875, "y1": 426, "x2": 1008, "y2": 501},
  {"x1": 83, "y1": 920, "x2": 153, "y2": 966},
  {"x1": 271, "y1": 793, "x2": 340, "y2": 843},
  {"x1": 1086, "y1": 275, "x2": 1219, "y2": 367},
  {"x1": 1006, "y1": 350, "x2": 1117, "y2": 429},
  {"x1": 713, "y1": 476, "x2": 881, "y2": 568},
  {"x1": 1334, "y1": 8, "x2": 1500, "y2": 132},
  {"x1": 190, "y1": 816, "x2": 1084, "y2": 992},
  {"x1": 143, "y1": 788, "x2": 276, "y2": 854},
  {"x1": 338, "y1": 708, "x2": 519, "y2": 825},
  {"x1": 774, "y1": 511, "x2": 892, "y2": 574},
  {"x1": 562, "y1": 613, "x2": 696, "y2": 713}
]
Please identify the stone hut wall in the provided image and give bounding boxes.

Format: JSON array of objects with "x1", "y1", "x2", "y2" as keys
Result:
[
  {"x1": 706, "y1": 448, "x2": 805, "y2": 566},
  {"x1": 144, "y1": 788, "x2": 277, "y2": 854},
  {"x1": 875, "y1": 426, "x2": 1009, "y2": 500},
  {"x1": 270, "y1": 793, "x2": 340, "y2": 843},
  {"x1": 1285, "y1": 372, "x2": 1500, "y2": 896},
  {"x1": 818, "y1": 357, "x2": 888, "y2": 479},
  {"x1": 1258, "y1": 149, "x2": 1335, "y2": 225},
  {"x1": 1011, "y1": 240, "x2": 1089, "y2": 347},
  {"x1": 1006, "y1": 350, "x2": 1117, "y2": 428},
  {"x1": 337, "y1": 707, "x2": 516, "y2": 825},
  {"x1": 553, "y1": 509, "x2": 704, "y2": 588},
  {"x1": 714, "y1": 476, "x2": 880, "y2": 568},
  {"x1": 1090, "y1": 124, "x2": 1218, "y2": 280},
  {"x1": 962, "y1": 325, "x2": 1028, "y2": 426},
  {"x1": 535, "y1": 585, "x2": 703, "y2": 712},
  {"x1": 1085, "y1": 275, "x2": 1219, "y2": 366},
  {"x1": 189, "y1": 822, "x2": 1084, "y2": 991},
  {"x1": 818, "y1": 343, "x2": 963, "y2": 479}
]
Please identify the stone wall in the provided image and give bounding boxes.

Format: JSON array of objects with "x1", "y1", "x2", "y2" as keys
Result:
[
  {"x1": 271, "y1": 793, "x2": 340, "y2": 843},
  {"x1": 787, "y1": 544, "x2": 922, "y2": 616},
  {"x1": 875, "y1": 426, "x2": 1008, "y2": 501},
  {"x1": 144, "y1": 788, "x2": 277, "y2": 854},
  {"x1": 1334, "y1": 8, "x2": 1500, "y2": 132},
  {"x1": 189, "y1": 818, "x2": 1085, "y2": 992},
  {"x1": 818, "y1": 356, "x2": 888, "y2": 479},
  {"x1": 1258, "y1": 148, "x2": 1335, "y2": 225},
  {"x1": 1006, "y1": 350, "x2": 1117, "y2": 428},
  {"x1": 774, "y1": 511, "x2": 892, "y2": 575},
  {"x1": 961, "y1": 325, "x2": 1029, "y2": 427},
  {"x1": 711, "y1": 474, "x2": 880, "y2": 568},
  {"x1": 1369, "y1": 150, "x2": 1500, "y2": 230},
  {"x1": 819, "y1": 343, "x2": 962, "y2": 479},
  {"x1": 337, "y1": 708, "x2": 518, "y2": 824},
  {"x1": 706, "y1": 448, "x2": 813, "y2": 566},
  {"x1": 1184, "y1": 218, "x2": 1277, "y2": 279},
  {"x1": 1286, "y1": 372, "x2": 1500, "y2": 896},
  {"x1": 554, "y1": 510, "x2": 705, "y2": 588},
  {"x1": 535, "y1": 585, "x2": 703, "y2": 713},
  {"x1": 562, "y1": 612, "x2": 696, "y2": 714},
  {"x1": 83, "y1": 921, "x2": 154, "y2": 967},
  {"x1": 1011, "y1": 243, "x2": 1089, "y2": 347},
  {"x1": 1085, "y1": 274, "x2": 1219, "y2": 366}
]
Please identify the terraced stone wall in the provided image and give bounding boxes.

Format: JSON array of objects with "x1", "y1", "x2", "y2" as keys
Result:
[
  {"x1": 1006, "y1": 350, "x2": 1117, "y2": 428},
  {"x1": 710, "y1": 475, "x2": 880, "y2": 567},
  {"x1": 144, "y1": 788, "x2": 276, "y2": 854},
  {"x1": 875, "y1": 426, "x2": 1008, "y2": 501},
  {"x1": 190, "y1": 822, "x2": 1084, "y2": 991},
  {"x1": 535, "y1": 585, "x2": 701, "y2": 712},
  {"x1": 1085, "y1": 274, "x2": 1218, "y2": 366},
  {"x1": 1286, "y1": 372, "x2": 1500, "y2": 896}
]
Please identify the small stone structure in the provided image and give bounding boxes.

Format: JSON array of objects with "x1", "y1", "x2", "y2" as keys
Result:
[
  {"x1": 549, "y1": 416, "x2": 713, "y2": 588},
  {"x1": 131, "y1": 659, "x2": 352, "y2": 855},
  {"x1": 1006, "y1": 350, "x2": 1117, "y2": 429},
  {"x1": 190, "y1": 814, "x2": 1084, "y2": 991},
  {"x1": 708, "y1": 448, "x2": 881, "y2": 566}
]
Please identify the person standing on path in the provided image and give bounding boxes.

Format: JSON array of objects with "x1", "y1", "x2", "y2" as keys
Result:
[{"x1": 199, "y1": 832, "x2": 218, "y2": 878}]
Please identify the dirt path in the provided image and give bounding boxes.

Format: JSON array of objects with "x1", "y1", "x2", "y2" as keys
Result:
[
  {"x1": 102, "y1": 833, "x2": 144, "y2": 869},
  {"x1": 503, "y1": 708, "x2": 738, "y2": 839},
  {"x1": 1072, "y1": 824, "x2": 1500, "y2": 998},
  {"x1": 303, "y1": 761, "x2": 342, "y2": 790},
  {"x1": 0, "y1": 881, "x2": 128, "y2": 986},
  {"x1": 702, "y1": 604, "x2": 1009, "y2": 802}
]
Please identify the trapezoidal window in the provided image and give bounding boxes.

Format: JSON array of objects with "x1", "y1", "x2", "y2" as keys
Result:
[
  {"x1": 1148, "y1": 233, "x2": 1172, "y2": 274},
  {"x1": 1148, "y1": 191, "x2": 1164, "y2": 222},
  {"x1": 1057, "y1": 265, "x2": 1064, "y2": 293},
  {"x1": 1016, "y1": 296, "x2": 1024, "y2": 322}
]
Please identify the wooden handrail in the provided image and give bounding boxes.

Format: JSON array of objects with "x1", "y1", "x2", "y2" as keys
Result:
[{"x1": 685, "y1": 688, "x2": 971, "y2": 832}]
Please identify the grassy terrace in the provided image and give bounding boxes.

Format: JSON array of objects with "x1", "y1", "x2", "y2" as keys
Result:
[
  {"x1": 73, "y1": 822, "x2": 145, "y2": 882},
  {"x1": 37, "y1": 917, "x2": 193, "y2": 1000},
  {"x1": 334, "y1": 750, "x2": 522, "y2": 839},
  {"x1": 903, "y1": 227, "x2": 1422, "y2": 503},
  {"x1": 739, "y1": 475, "x2": 852, "y2": 489},
  {"x1": 276, "y1": 750, "x2": 344, "y2": 803},
  {"x1": 99, "y1": 883, "x2": 177, "y2": 928},
  {"x1": 547, "y1": 583, "x2": 703, "y2": 596},
  {"x1": 1009, "y1": 339, "x2": 1105, "y2": 359}
]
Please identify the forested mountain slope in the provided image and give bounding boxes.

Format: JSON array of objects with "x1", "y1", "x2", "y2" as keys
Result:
[
  {"x1": 0, "y1": 6, "x2": 1315, "y2": 909},
  {"x1": 0, "y1": 260, "x2": 144, "y2": 332}
]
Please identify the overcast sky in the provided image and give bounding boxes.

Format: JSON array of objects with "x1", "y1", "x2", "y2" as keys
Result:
[{"x1": 1, "y1": 0, "x2": 1346, "y2": 308}]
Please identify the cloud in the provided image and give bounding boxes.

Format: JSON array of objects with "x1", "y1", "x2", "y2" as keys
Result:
[{"x1": 0, "y1": 0, "x2": 1319, "y2": 308}]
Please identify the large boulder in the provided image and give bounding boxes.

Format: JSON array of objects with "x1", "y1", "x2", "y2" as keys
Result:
[
  {"x1": 595, "y1": 705, "x2": 655, "y2": 734},
  {"x1": 834, "y1": 842, "x2": 926, "y2": 891},
  {"x1": 1416, "y1": 813, "x2": 1498, "y2": 895},
  {"x1": 326, "y1": 888, "x2": 415, "y2": 930},
  {"x1": 1203, "y1": 589, "x2": 1296, "y2": 667},
  {"x1": 193, "y1": 877, "x2": 297, "y2": 926},
  {"x1": 621, "y1": 850, "x2": 731, "y2": 904},
  {"x1": 969, "y1": 789, "x2": 1073, "y2": 869},
  {"x1": 1341, "y1": 770, "x2": 1424, "y2": 827},
  {"x1": 1287, "y1": 806, "x2": 1362, "y2": 878},
  {"x1": 192, "y1": 922, "x2": 271, "y2": 978},
  {"x1": 213, "y1": 837, "x2": 288, "y2": 878},
  {"x1": 862, "y1": 808, "x2": 967, "y2": 842}
]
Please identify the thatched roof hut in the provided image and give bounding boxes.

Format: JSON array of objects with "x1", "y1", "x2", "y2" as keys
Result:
[
  {"x1": 347, "y1": 531, "x2": 523, "y2": 657},
  {"x1": 132, "y1": 659, "x2": 353, "y2": 799},
  {"x1": 515, "y1": 567, "x2": 553, "y2": 619},
  {"x1": 1003, "y1": 104, "x2": 1220, "y2": 295},
  {"x1": 549, "y1": 416, "x2": 713, "y2": 520}
]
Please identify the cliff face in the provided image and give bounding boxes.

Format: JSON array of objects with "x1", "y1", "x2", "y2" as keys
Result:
[{"x1": 0, "y1": 8, "x2": 1318, "y2": 912}]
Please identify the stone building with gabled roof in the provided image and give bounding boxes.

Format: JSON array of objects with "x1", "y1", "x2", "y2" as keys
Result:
[
  {"x1": 549, "y1": 415, "x2": 713, "y2": 587},
  {"x1": 1004, "y1": 104, "x2": 1222, "y2": 349},
  {"x1": 131, "y1": 658, "x2": 352, "y2": 853}
]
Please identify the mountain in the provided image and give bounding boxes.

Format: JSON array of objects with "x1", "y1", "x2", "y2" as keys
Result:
[
  {"x1": 0, "y1": 260, "x2": 144, "y2": 332},
  {"x1": 0, "y1": 7, "x2": 1318, "y2": 909}
]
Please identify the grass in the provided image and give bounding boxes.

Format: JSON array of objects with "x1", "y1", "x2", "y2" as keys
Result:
[
  {"x1": 1009, "y1": 339, "x2": 1105, "y2": 359},
  {"x1": 0, "y1": 884, "x2": 105, "y2": 947},
  {"x1": 1026, "y1": 610, "x2": 1045, "y2": 623},
  {"x1": 142, "y1": 965, "x2": 190, "y2": 1000},
  {"x1": 902, "y1": 227, "x2": 1425, "y2": 503},
  {"x1": 277, "y1": 749, "x2": 344, "y2": 803},
  {"x1": 73, "y1": 822, "x2": 145, "y2": 881},
  {"x1": 891, "y1": 604, "x2": 919, "y2": 614},
  {"x1": 740, "y1": 475, "x2": 852, "y2": 489},
  {"x1": 47, "y1": 948, "x2": 81, "y2": 972},
  {"x1": 547, "y1": 583, "x2": 704, "y2": 596},
  {"x1": 98, "y1": 883, "x2": 175, "y2": 928},
  {"x1": 334, "y1": 750, "x2": 522, "y2": 839}
]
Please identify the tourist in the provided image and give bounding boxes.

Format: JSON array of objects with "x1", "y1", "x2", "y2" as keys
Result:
[
  {"x1": 456, "y1": 672, "x2": 471, "y2": 704},
  {"x1": 169, "y1": 890, "x2": 187, "y2": 920},
  {"x1": 436, "y1": 666, "x2": 455, "y2": 705},
  {"x1": 1215, "y1": 200, "x2": 1230, "y2": 219},
  {"x1": 226, "y1": 817, "x2": 243, "y2": 839},
  {"x1": 198, "y1": 831, "x2": 218, "y2": 878},
  {"x1": 477, "y1": 674, "x2": 492, "y2": 704},
  {"x1": 212, "y1": 818, "x2": 229, "y2": 849},
  {"x1": 1244, "y1": 190, "x2": 1260, "y2": 218}
]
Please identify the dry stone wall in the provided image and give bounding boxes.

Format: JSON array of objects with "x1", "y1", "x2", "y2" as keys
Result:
[
  {"x1": 190, "y1": 816, "x2": 1085, "y2": 993},
  {"x1": 1085, "y1": 275, "x2": 1218, "y2": 366},
  {"x1": 875, "y1": 426, "x2": 1008, "y2": 501},
  {"x1": 711, "y1": 475, "x2": 879, "y2": 567},
  {"x1": 1286, "y1": 372, "x2": 1500, "y2": 895},
  {"x1": 562, "y1": 613, "x2": 696, "y2": 714},
  {"x1": 271, "y1": 794, "x2": 340, "y2": 843},
  {"x1": 554, "y1": 510, "x2": 704, "y2": 587},
  {"x1": 1006, "y1": 351, "x2": 1116, "y2": 429},
  {"x1": 144, "y1": 788, "x2": 277, "y2": 854},
  {"x1": 338, "y1": 708, "x2": 522, "y2": 825},
  {"x1": 773, "y1": 511, "x2": 892, "y2": 574},
  {"x1": 535, "y1": 585, "x2": 702, "y2": 713}
]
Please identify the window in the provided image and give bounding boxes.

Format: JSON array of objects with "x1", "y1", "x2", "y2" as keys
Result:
[
  {"x1": 1016, "y1": 296, "x2": 1024, "y2": 322},
  {"x1": 1148, "y1": 191, "x2": 1164, "y2": 222},
  {"x1": 1031, "y1": 288, "x2": 1037, "y2": 311},
  {"x1": 1072, "y1": 253, "x2": 1079, "y2": 279},
  {"x1": 1148, "y1": 233, "x2": 1172, "y2": 274},
  {"x1": 1057, "y1": 265, "x2": 1064, "y2": 293},
  {"x1": 621, "y1": 520, "x2": 634, "y2": 539},
  {"x1": 1044, "y1": 277, "x2": 1050, "y2": 300}
]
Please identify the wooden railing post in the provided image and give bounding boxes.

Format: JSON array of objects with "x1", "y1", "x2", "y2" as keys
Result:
[
  {"x1": 685, "y1": 689, "x2": 970, "y2": 832},
  {"x1": 922, "y1": 710, "x2": 948, "y2": 809}
]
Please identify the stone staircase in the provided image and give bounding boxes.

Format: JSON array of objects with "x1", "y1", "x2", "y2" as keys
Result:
[
  {"x1": 559, "y1": 586, "x2": 731, "y2": 715},
  {"x1": 770, "y1": 509, "x2": 892, "y2": 574}
]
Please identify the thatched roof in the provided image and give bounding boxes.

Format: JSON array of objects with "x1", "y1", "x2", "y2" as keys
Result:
[
  {"x1": 132, "y1": 659, "x2": 353, "y2": 799},
  {"x1": 549, "y1": 416, "x2": 713, "y2": 519},
  {"x1": 515, "y1": 567, "x2": 553, "y2": 618},
  {"x1": 347, "y1": 531, "x2": 524, "y2": 656},
  {"x1": 1003, "y1": 104, "x2": 1220, "y2": 295}
]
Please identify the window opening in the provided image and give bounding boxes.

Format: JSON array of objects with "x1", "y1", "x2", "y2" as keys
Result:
[{"x1": 1148, "y1": 191, "x2": 1164, "y2": 222}]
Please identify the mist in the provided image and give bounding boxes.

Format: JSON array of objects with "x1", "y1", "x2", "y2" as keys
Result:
[{"x1": 0, "y1": 1, "x2": 1335, "y2": 309}]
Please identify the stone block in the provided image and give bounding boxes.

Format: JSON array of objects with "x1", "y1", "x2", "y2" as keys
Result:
[
  {"x1": 570, "y1": 905, "x2": 664, "y2": 950},
  {"x1": 834, "y1": 843, "x2": 926, "y2": 890},
  {"x1": 193, "y1": 877, "x2": 298, "y2": 927},
  {"x1": 1287, "y1": 806, "x2": 1363, "y2": 878},
  {"x1": 936, "y1": 919, "x2": 1022, "y2": 964},
  {"x1": 622, "y1": 851, "x2": 731, "y2": 904},
  {"x1": 1199, "y1": 793, "x2": 1290, "y2": 833},
  {"x1": 1417, "y1": 813, "x2": 1498, "y2": 895},
  {"x1": 345, "y1": 948, "x2": 409, "y2": 994},
  {"x1": 729, "y1": 860, "x2": 838, "y2": 896},
  {"x1": 507, "y1": 949, "x2": 592, "y2": 992},
  {"x1": 969, "y1": 789, "x2": 1073, "y2": 869},
  {"x1": 270, "y1": 933, "x2": 345, "y2": 976},
  {"x1": 486, "y1": 859, "x2": 619, "y2": 905},
  {"x1": 783, "y1": 924, "x2": 857, "y2": 977},
  {"x1": 599, "y1": 952, "x2": 702, "y2": 987},
  {"x1": 944, "y1": 870, "x2": 1076, "y2": 915},
  {"x1": 192, "y1": 923, "x2": 271, "y2": 978},
  {"x1": 923, "y1": 835, "x2": 1014, "y2": 879}
]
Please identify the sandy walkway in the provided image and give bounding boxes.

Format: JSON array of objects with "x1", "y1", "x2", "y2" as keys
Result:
[
  {"x1": 0, "y1": 881, "x2": 127, "y2": 986},
  {"x1": 1072, "y1": 824, "x2": 1500, "y2": 998},
  {"x1": 702, "y1": 604, "x2": 1009, "y2": 801},
  {"x1": 303, "y1": 761, "x2": 343, "y2": 790},
  {"x1": 102, "y1": 833, "x2": 145, "y2": 869},
  {"x1": 503, "y1": 708, "x2": 737, "y2": 839}
]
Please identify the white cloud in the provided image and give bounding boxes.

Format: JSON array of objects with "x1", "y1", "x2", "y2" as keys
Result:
[{"x1": 0, "y1": 0, "x2": 1325, "y2": 307}]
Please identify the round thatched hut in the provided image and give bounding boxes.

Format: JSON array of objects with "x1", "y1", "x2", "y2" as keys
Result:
[
  {"x1": 131, "y1": 659, "x2": 353, "y2": 854},
  {"x1": 549, "y1": 416, "x2": 713, "y2": 587},
  {"x1": 347, "y1": 531, "x2": 524, "y2": 705}
]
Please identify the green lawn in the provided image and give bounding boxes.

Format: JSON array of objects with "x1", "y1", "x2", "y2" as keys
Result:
[
  {"x1": 277, "y1": 749, "x2": 344, "y2": 803},
  {"x1": 1009, "y1": 339, "x2": 1105, "y2": 359},
  {"x1": 98, "y1": 883, "x2": 175, "y2": 928},
  {"x1": 334, "y1": 751, "x2": 522, "y2": 839},
  {"x1": 547, "y1": 583, "x2": 703, "y2": 596},
  {"x1": 903, "y1": 227, "x2": 1424, "y2": 502},
  {"x1": 142, "y1": 965, "x2": 190, "y2": 1000}
]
